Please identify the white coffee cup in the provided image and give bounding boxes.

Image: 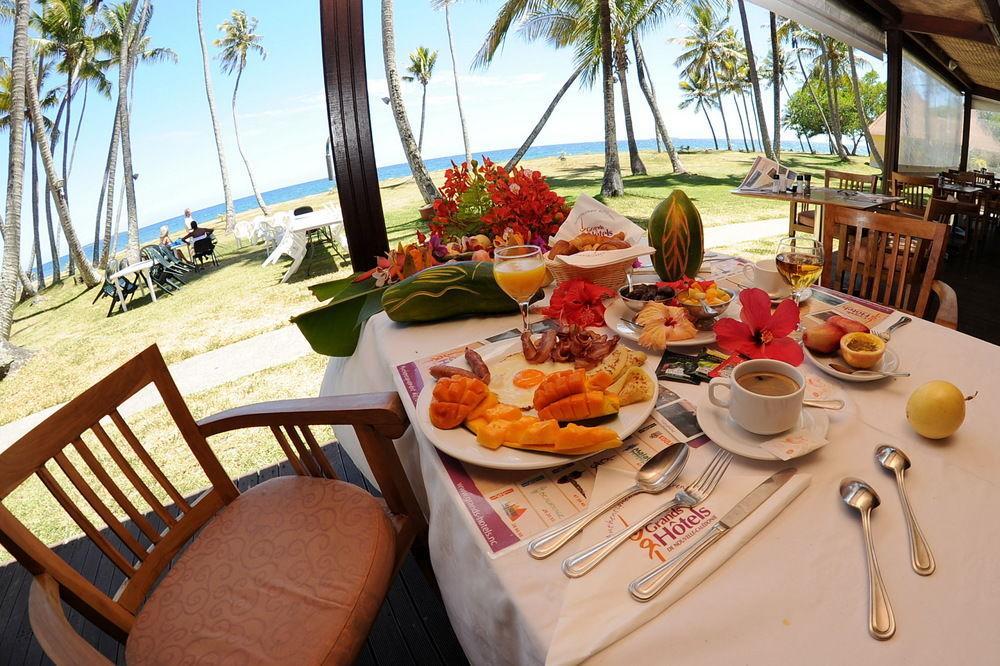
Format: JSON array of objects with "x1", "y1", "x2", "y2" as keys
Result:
[
  {"x1": 741, "y1": 259, "x2": 791, "y2": 298},
  {"x1": 708, "y1": 359, "x2": 804, "y2": 435}
]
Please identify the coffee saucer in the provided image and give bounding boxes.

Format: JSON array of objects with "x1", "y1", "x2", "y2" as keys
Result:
[
  {"x1": 695, "y1": 394, "x2": 829, "y2": 461},
  {"x1": 769, "y1": 287, "x2": 812, "y2": 303}
]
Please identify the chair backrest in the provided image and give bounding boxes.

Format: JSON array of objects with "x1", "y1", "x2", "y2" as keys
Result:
[
  {"x1": 293, "y1": 206, "x2": 313, "y2": 217},
  {"x1": 192, "y1": 236, "x2": 214, "y2": 256},
  {"x1": 0, "y1": 345, "x2": 239, "y2": 640},
  {"x1": 892, "y1": 172, "x2": 938, "y2": 217},
  {"x1": 822, "y1": 205, "x2": 948, "y2": 318},
  {"x1": 824, "y1": 169, "x2": 878, "y2": 193},
  {"x1": 272, "y1": 211, "x2": 292, "y2": 228},
  {"x1": 924, "y1": 197, "x2": 957, "y2": 224},
  {"x1": 974, "y1": 171, "x2": 995, "y2": 187}
]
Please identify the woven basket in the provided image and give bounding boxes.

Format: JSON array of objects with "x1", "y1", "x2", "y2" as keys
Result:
[{"x1": 544, "y1": 256, "x2": 633, "y2": 290}]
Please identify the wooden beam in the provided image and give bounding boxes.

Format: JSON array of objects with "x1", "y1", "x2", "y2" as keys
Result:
[
  {"x1": 898, "y1": 13, "x2": 995, "y2": 44},
  {"x1": 960, "y1": 91, "x2": 973, "y2": 171},
  {"x1": 975, "y1": 0, "x2": 1000, "y2": 46},
  {"x1": 883, "y1": 29, "x2": 903, "y2": 191},
  {"x1": 855, "y1": 0, "x2": 902, "y2": 25},
  {"x1": 319, "y1": 0, "x2": 389, "y2": 272},
  {"x1": 972, "y1": 84, "x2": 1000, "y2": 101}
]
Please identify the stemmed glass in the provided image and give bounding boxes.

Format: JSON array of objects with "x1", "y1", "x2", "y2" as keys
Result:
[
  {"x1": 493, "y1": 245, "x2": 546, "y2": 334},
  {"x1": 775, "y1": 237, "x2": 824, "y2": 304}
]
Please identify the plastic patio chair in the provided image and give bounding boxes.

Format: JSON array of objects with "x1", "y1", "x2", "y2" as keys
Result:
[
  {"x1": 91, "y1": 258, "x2": 139, "y2": 317},
  {"x1": 191, "y1": 235, "x2": 219, "y2": 268}
]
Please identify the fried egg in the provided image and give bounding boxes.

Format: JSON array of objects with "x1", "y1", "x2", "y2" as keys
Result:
[{"x1": 487, "y1": 353, "x2": 572, "y2": 409}]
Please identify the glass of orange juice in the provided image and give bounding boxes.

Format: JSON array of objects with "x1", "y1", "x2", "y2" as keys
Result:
[{"x1": 493, "y1": 245, "x2": 546, "y2": 333}]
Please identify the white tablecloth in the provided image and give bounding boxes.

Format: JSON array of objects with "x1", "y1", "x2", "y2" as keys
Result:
[{"x1": 320, "y1": 305, "x2": 1000, "y2": 665}]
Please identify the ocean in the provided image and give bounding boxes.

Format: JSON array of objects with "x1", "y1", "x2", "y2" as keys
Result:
[{"x1": 42, "y1": 137, "x2": 845, "y2": 279}]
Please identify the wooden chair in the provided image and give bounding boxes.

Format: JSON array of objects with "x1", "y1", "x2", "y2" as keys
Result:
[
  {"x1": 822, "y1": 206, "x2": 957, "y2": 327},
  {"x1": 0, "y1": 345, "x2": 425, "y2": 665},
  {"x1": 891, "y1": 172, "x2": 939, "y2": 217},
  {"x1": 792, "y1": 169, "x2": 879, "y2": 238},
  {"x1": 973, "y1": 171, "x2": 995, "y2": 188}
]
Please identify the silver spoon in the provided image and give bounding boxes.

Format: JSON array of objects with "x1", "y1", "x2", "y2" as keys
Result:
[
  {"x1": 527, "y1": 444, "x2": 690, "y2": 559},
  {"x1": 840, "y1": 478, "x2": 896, "y2": 640},
  {"x1": 803, "y1": 399, "x2": 845, "y2": 410},
  {"x1": 875, "y1": 445, "x2": 935, "y2": 576},
  {"x1": 877, "y1": 316, "x2": 912, "y2": 342},
  {"x1": 829, "y1": 363, "x2": 910, "y2": 378}
]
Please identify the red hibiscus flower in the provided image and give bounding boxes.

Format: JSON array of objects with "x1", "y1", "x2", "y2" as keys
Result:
[
  {"x1": 714, "y1": 288, "x2": 803, "y2": 365},
  {"x1": 541, "y1": 279, "x2": 615, "y2": 327}
]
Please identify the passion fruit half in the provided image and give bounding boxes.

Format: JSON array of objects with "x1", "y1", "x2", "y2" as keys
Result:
[{"x1": 839, "y1": 332, "x2": 886, "y2": 369}]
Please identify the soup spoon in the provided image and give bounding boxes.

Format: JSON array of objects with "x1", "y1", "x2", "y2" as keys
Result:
[
  {"x1": 527, "y1": 444, "x2": 689, "y2": 559},
  {"x1": 875, "y1": 445, "x2": 935, "y2": 575},
  {"x1": 840, "y1": 478, "x2": 896, "y2": 640}
]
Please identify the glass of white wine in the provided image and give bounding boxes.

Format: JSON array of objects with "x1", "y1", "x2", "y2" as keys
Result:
[{"x1": 775, "y1": 237, "x2": 824, "y2": 304}]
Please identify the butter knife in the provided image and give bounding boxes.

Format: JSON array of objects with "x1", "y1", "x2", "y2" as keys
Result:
[{"x1": 629, "y1": 468, "x2": 796, "y2": 601}]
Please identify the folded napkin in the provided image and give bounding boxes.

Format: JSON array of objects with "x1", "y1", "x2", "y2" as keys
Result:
[
  {"x1": 549, "y1": 194, "x2": 651, "y2": 267},
  {"x1": 546, "y1": 443, "x2": 810, "y2": 665}
]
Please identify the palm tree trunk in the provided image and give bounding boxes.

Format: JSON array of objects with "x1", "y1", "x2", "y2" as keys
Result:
[
  {"x1": 848, "y1": 48, "x2": 882, "y2": 168},
  {"x1": 702, "y1": 106, "x2": 719, "y2": 149},
  {"x1": 382, "y1": 0, "x2": 438, "y2": 203},
  {"x1": 744, "y1": 91, "x2": 761, "y2": 152},
  {"x1": 25, "y1": 54, "x2": 100, "y2": 287},
  {"x1": 44, "y1": 187, "x2": 59, "y2": 281},
  {"x1": 708, "y1": 62, "x2": 732, "y2": 151},
  {"x1": 417, "y1": 82, "x2": 427, "y2": 152},
  {"x1": 1, "y1": 0, "x2": 30, "y2": 342},
  {"x1": 99, "y1": 107, "x2": 122, "y2": 269},
  {"x1": 734, "y1": 92, "x2": 750, "y2": 151},
  {"x1": 599, "y1": 0, "x2": 623, "y2": 197},
  {"x1": 68, "y1": 83, "x2": 87, "y2": 176},
  {"x1": 632, "y1": 36, "x2": 683, "y2": 173},
  {"x1": 231, "y1": 65, "x2": 269, "y2": 215},
  {"x1": 770, "y1": 13, "x2": 780, "y2": 161},
  {"x1": 805, "y1": 133, "x2": 815, "y2": 153},
  {"x1": 120, "y1": 2, "x2": 147, "y2": 264},
  {"x1": 63, "y1": 67, "x2": 71, "y2": 207},
  {"x1": 817, "y1": 38, "x2": 847, "y2": 160},
  {"x1": 504, "y1": 67, "x2": 582, "y2": 171},
  {"x1": 197, "y1": 0, "x2": 235, "y2": 229},
  {"x1": 30, "y1": 128, "x2": 43, "y2": 288},
  {"x1": 615, "y1": 42, "x2": 645, "y2": 176},
  {"x1": 795, "y1": 49, "x2": 841, "y2": 159},
  {"x1": 797, "y1": 134, "x2": 805, "y2": 152},
  {"x1": 92, "y1": 103, "x2": 120, "y2": 265},
  {"x1": 443, "y1": 2, "x2": 471, "y2": 163},
  {"x1": 736, "y1": 0, "x2": 773, "y2": 160}
]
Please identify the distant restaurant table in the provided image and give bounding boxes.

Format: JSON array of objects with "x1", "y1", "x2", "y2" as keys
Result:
[
  {"x1": 732, "y1": 187, "x2": 904, "y2": 238},
  {"x1": 939, "y1": 182, "x2": 983, "y2": 196},
  {"x1": 319, "y1": 258, "x2": 1000, "y2": 665},
  {"x1": 107, "y1": 259, "x2": 156, "y2": 312},
  {"x1": 262, "y1": 207, "x2": 344, "y2": 282}
]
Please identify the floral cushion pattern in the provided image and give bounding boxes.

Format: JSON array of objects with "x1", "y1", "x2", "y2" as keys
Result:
[{"x1": 126, "y1": 476, "x2": 395, "y2": 665}]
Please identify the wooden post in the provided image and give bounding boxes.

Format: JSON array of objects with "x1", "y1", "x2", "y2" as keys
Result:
[
  {"x1": 882, "y1": 29, "x2": 903, "y2": 192},
  {"x1": 319, "y1": 0, "x2": 388, "y2": 272},
  {"x1": 960, "y1": 91, "x2": 973, "y2": 171}
]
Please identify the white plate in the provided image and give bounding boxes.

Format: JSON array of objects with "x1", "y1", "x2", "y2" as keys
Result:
[
  {"x1": 416, "y1": 338, "x2": 659, "y2": 471},
  {"x1": 695, "y1": 394, "x2": 830, "y2": 461},
  {"x1": 604, "y1": 298, "x2": 725, "y2": 349},
  {"x1": 803, "y1": 345, "x2": 901, "y2": 383}
]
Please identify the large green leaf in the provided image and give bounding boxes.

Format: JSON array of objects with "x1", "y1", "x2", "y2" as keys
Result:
[
  {"x1": 308, "y1": 274, "x2": 378, "y2": 302},
  {"x1": 291, "y1": 289, "x2": 385, "y2": 357}
]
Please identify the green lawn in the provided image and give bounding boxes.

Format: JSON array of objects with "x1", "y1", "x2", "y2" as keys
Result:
[{"x1": 0, "y1": 149, "x2": 876, "y2": 426}]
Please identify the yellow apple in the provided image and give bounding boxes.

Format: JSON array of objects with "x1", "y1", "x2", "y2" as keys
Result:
[{"x1": 906, "y1": 381, "x2": 967, "y2": 439}]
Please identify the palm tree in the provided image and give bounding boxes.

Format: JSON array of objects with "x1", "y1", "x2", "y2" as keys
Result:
[
  {"x1": 769, "y1": 12, "x2": 780, "y2": 160},
  {"x1": 215, "y1": 10, "x2": 269, "y2": 215},
  {"x1": 1, "y1": 0, "x2": 30, "y2": 347},
  {"x1": 599, "y1": 0, "x2": 622, "y2": 195},
  {"x1": 675, "y1": 3, "x2": 736, "y2": 151},
  {"x1": 382, "y1": 0, "x2": 438, "y2": 203},
  {"x1": 93, "y1": 0, "x2": 175, "y2": 268},
  {"x1": 401, "y1": 46, "x2": 437, "y2": 152},
  {"x1": 632, "y1": 33, "x2": 683, "y2": 172},
  {"x1": 733, "y1": 0, "x2": 773, "y2": 159},
  {"x1": 679, "y1": 71, "x2": 719, "y2": 149},
  {"x1": 196, "y1": 0, "x2": 234, "y2": 229},
  {"x1": 848, "y1": 47, "x2": 881, "y2": 166},
  {"x1": 432, "y1": 0, "x2": 471, "y2": 163},
  {"x1": 721, "y1": 55, "x2": 751, "y2": 152}
]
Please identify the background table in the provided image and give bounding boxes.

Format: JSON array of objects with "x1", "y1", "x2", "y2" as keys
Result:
[
  {"x1": 320, "y1": 289, "x2": 999, "y2": 665},
  {"x1": 732, "y1": 187, "x2": 904, "y2": 240},
  {"x1": 107, "y1": 259, "x2": 156, "y2": 312},
  {"x1": 262, "y1": 208, "x2": 344, "y2": 282}
]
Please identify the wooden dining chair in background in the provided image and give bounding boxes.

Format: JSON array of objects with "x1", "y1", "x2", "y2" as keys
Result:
[
  {"x1": 0, "y1": 345, "x2": 425, "y2": 665},
  {"x1": 891, "y1": 172, "x2": 939, "y2": 217},
  {"x1": 973, "y1": 171, "x2": 996, "y2": 188},
  {"x1": 791, "y1": 168, "x2": 879, "y2": 238},
  {"x1": 822, "y1": 206, "x2": 957, "y2": 328}
]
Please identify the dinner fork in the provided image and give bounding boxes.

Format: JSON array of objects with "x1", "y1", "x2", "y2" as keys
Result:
[{"x1": 561, "y1": 450, "x2": 734, "y2": 578}]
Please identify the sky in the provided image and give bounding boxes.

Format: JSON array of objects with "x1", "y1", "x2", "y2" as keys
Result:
[{"x1": 0, "y1": 0, "x2": 885, "y2": 264}]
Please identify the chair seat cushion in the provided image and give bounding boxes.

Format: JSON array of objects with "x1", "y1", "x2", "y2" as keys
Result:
[{"x1": 126, "y1": 476, "x2": 396, "y2": 665}]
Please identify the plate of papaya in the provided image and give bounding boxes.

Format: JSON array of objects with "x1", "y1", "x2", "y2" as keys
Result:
[{"x1": 416, "y1": 336, "x2": 659, "y2": 470}]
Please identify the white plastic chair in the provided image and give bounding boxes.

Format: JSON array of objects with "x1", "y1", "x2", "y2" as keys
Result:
[
  {"x1": 262, "y1": 225, "x2": 308, "y2": 282},
  {"x1": 233, "y1": 219, "x2": 256, "y2": 249},
  {"x1": 255, "y1": 220, "x2": 279, "y2": 255}
]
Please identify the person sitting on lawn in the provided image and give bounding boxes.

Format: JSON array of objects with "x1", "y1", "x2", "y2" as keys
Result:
[{"x1": 160, "y1": 225, "x2": 188, "y2": 261}]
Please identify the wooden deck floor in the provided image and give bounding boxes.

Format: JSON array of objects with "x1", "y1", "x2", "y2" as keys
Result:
[{"x1": 0, "y1": 444, "x2": 469, "y2": 666}]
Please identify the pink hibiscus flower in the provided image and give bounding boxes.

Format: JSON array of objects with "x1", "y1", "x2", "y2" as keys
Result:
[{"x1": 714, "y1": 288, "x2": 803, "y2": 365}]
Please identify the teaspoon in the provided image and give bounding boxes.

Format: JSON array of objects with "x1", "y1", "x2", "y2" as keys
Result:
[
  {"x1": 829, "y1": 363, "x2": 910, "y2": 378},
  {"x1": 840, "y1": 478, "x2": 896, "y2": 640},
  {"x1": 527, "y1": 444, "x2": 690, "y2": 559},
  {"x1": 875, "y1": 444, "x2": 935, "y2": 575}
]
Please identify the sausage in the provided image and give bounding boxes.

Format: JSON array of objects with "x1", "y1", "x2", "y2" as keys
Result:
[
  {"x1": 429, "y1": 365, "x2": 479, "y2": 381},
  {"x1": 464, "y1": 347, "x2": 491, "y2": 384}
]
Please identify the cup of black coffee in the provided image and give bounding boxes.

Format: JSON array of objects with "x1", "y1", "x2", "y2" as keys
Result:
[{"x1": 708, "y1": 359, "x2": 805, "y2": 434}]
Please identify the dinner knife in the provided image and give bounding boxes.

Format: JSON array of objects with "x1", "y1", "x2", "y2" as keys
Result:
[{"x1": 628, "y1": 467, "x2": 796, "y2": 602}]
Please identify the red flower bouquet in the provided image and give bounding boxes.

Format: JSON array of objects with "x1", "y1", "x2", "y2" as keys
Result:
[{"x1": 714, "y1": 288, "x2": 803, "y2": 365}]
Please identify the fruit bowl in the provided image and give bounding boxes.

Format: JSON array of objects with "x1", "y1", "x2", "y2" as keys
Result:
[
  {"x1": 618, "y1": 283, "x2": 675, "y2": 313},
  {"x1": 676, "y1": 286, "x2": 736, "y2": 330}
]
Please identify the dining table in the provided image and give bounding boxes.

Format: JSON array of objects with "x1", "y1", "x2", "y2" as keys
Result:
[
  {"x1": 319, "y1": 258, "x2": 999, "y2": 665},
  {"x1": 107, "y1": 259, "x2": 156, "y2": 312},
  {"x1": 262, "y1": 207, "x2": 345, "y2": 282},
  {"x1": 731, "y1": 186, "x2": 904, "y2": 239}
]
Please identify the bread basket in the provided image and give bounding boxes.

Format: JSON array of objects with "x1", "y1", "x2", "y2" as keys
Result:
[{"x1": 544, "y1": 256, "x2": 634, "y2": 290}]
